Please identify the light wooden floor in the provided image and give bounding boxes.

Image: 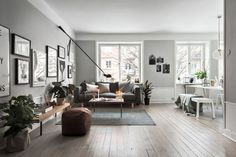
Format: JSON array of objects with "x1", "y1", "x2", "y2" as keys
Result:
[{"x1": 1, "y1": 103, "x2": 236, "y2": 157}]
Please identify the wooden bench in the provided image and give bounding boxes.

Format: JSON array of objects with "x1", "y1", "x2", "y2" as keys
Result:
[{"x1": 33, "y1": 103, "x2": 71, "y2": 136}]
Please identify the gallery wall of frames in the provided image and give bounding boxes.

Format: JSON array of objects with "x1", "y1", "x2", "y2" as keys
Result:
[{"x1": 0, "y1": 24, "x2": 74, "y2": 98}]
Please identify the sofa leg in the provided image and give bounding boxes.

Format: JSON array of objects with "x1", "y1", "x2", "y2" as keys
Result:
[{"x1": 131, "y1": 103, "x2": 134, "y2": 108}]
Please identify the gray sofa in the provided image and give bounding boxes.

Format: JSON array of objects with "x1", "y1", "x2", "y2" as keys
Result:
[{"x1": 74, "y1": 82, "x2": 141, "y2": 105}]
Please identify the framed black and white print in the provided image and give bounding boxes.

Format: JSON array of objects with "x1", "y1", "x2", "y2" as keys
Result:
[
  {"x1": 31, "y1": 49, "x2": 46, "y2": 87},
  {"x1": 68, "y1": 65, "x2": 72, "y2": 78},
  {"x1": 58, "y1": 45, "x2": 65, "y2": 59},
  {"x1": 149, "y1": 54, "x2": 156, "y2": 65},
  {"x1": 157, "y1": 57, "x2": 164, "y2": 63},
  {"x1": 156, "y1": 65, "x2": 161, "y2": 72},
  {"x1": 163, "y1": 64, "x2": 170, "y2": 74},
  {"x1": 46, "y1": 46, "x2": 57, "y2": 77},
  {"x1": 0, "y1": 25, "x2": 10, "y2": 97},
  {"x1": 15, "y1": 59, "x2": 29, "y2": 84},
  {"x1": 57, "y1": 58, "x2": 66, "y2": 82},
  {"x1": 12, "y1": 34, "x2": 31, "y2": 57}
]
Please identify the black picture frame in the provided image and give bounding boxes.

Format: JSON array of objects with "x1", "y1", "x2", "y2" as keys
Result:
[
  {"x1": 31, "y1": 49, "x2": 46, "y2": 87},
  {"x1": 68, "y1": 65, "x2": 72, "y2": 78},
  {"x1": 58, "y1": 45, "x2": 65, "y2": 59},
  {"x1": 0, "y1": 24, "x2": 10, "y2": 97},
  {"x1": 163, "y1": 64, "x2": 170, "y2": 74},
  {"x1": 12, "y1": 34, "x2": 31, "y2": 58},
  {"x1": 156, "y1": 65, "x2": 161, "y2": 72},
  {"x1": 57, "y1": 58, "x2": 66, "y2": 82},
  {"x1": 46, "y1": 46, "x2": 57, "y2": 78},
  {"x1": 149, "y1": 54, "x2": 156, "y2": 65},
  {"x1": 15, "y1": 58, "x2": 30, "y2": 85},
  {"x1": 157, "y1": 57, "x2": 164, "y2": 63}
]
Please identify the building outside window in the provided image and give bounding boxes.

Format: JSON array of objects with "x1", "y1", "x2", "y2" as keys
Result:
[{"x1": 98, "y1": 43, "x2": 141, "y2": 82}]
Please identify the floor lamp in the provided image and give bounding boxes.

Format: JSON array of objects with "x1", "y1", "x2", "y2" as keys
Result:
[{"x1": 58, "y1": 26, "x2": 112, "y2": 78}]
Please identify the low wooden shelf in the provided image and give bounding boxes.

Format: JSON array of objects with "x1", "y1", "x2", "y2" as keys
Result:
[{"x1": 33, "y1": 103, "x2": 71, "y2": 136}]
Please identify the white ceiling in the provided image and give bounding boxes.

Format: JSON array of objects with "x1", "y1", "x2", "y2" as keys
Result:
[{"x1": 45, "y1": 0, "x2": 223, "y2": 34}]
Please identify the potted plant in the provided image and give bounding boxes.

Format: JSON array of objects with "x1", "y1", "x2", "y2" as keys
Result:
[
  {"x1": 62, "y1": 84, "x2": 76, "y2": 104},
  {"x1": 48, "y1": 81, "x2": 67, "y2": 106},
  {"x1": 1, "y1": 95, "x2": 35, "y2": 152},
  {"x1": 143, "y1": 80, "x2": 153, "y2": 105},
  {"x1": 195, "y1": 70, "x2": 207, "y2": 84}
]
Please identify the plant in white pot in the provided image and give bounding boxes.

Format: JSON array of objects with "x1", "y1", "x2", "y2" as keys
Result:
[
  {"x1": 143, "y1": 80, "x2": 153, "y2": 105},
  {"x1": 195, "y1": 70, "x2": 207, "y2": 84},
  {"x1": 48, "y1": 81, "x2": 67, "y2": 106},
  {"x1": 1, "y1": 95, "x2": 35, "y2": 152}
]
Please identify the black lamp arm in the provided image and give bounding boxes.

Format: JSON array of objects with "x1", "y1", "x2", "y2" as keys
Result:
[{"x1": 58, "y1": 26, "x2": 111, "y2": 77}]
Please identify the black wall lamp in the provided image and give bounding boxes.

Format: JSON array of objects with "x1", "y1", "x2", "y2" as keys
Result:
[{"x1": 58, "y1": 26, "x2": 112, "y2": 78}]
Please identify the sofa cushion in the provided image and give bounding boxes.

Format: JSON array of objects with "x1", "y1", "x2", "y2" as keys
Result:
[
  {"x1": 109, "y1": 82, "x2": 119, "y2": 93},
  {"x1": 99, "y1": 92, "x2": 116, "y2": 98},
  {"x1": 86, "y1": 83, "x2": 98, "y2": 93},
  {"x1": 98, "y1": 83, "x2": 110, "y2": 93},
  {"x1": 119, "y1": 82, "x2": 133, "y2": 93},
  {"x1": 122, "y1": 92, "x2": 135, "y2": 101}
]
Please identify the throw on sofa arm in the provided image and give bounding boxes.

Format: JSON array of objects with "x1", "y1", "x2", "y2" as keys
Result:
[{"x1": 133, "y1": 85, "x2": 141, "y2": 104}]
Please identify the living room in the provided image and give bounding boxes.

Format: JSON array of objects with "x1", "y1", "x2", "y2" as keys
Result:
[{"x1": 1, "y1": 0, "x2": 236, "y2": 156}]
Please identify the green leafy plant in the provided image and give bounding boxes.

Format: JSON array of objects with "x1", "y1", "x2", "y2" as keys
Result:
[
  {"x1": 195, "y1": 70, "x2": 207, "y2": 79},
  {"x1": 49, "y1": 82, "x2": 66, "y2": 98},
  {"x1": 1, "y1": 96, "x2": 35, "y2": 137},
  {"x1": 143, "y1": 80, "x2": 153, "y2": 98},
  {"x1": 62, "y1": 84, "x2": 76, "y2": 96}
]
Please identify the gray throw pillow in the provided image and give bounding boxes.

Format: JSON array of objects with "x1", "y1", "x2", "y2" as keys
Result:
[
  {"x1": 109, "y1": 82, "x2": 119, "y2": 93},
  {"x1": 119, "y1": 82, "x2": 131, "y2": 93}
]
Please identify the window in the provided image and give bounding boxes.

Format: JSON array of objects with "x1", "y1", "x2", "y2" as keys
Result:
[
  {"x1": 98, "y1": 43, "x2": 141, "y2": 82},
  {"x1": 176, "y1": 43, "x2": 205, "y2": 80}
]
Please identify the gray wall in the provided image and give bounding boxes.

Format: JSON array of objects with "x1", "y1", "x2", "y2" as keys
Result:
[
  {"x1": 76, "y1": 40, "x2": 96, "y2": 84},
  {"x1": 0, "y1": 0, "x2": 75, "y2": 103},
  {"x1": 143, "y1": 40, "x2": 175, "y2": 87}
]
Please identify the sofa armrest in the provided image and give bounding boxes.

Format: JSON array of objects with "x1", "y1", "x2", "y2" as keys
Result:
[{"x1": 133, "y1": 85, "x2": 141, "y2": 104}]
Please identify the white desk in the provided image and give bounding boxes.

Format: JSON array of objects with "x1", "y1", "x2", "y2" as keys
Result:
[{"x1": 186, "y1": 85, "x2": 224, "y2": 108}]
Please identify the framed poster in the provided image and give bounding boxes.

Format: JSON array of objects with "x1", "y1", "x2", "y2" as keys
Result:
[
  {"x1": 58, "y1": 45, "x2": 65, "y2": 59},
  {"x1": 58, "y1": 58, "x2": 66, "y2": 82},
  {"x1": 156, "y1": 65, "x2": 161, "y2": 72},
  {"x1": 163, "y1": 64, "x2": 170, "y2": 74},
  {"x1": 12, "y1": 34, "x2": 31, "y2": 57},
  {"x1": 46, "y1": 46, "x2": 57, "y2": 77},
  {"x1": 149, "y1": 54, "x2": 156, "y2": 65},
  {"x1": 157, "y1": 57, "x2": 164, "y2": 63},
  {"x1": 68, "y1": 65, "x2": 72, "y2": 78},
  {"x1": 16, "y1": 59, "x2": 30, "y2": 84},
  {"x1": 0, "y1": 25, "x2": 10, "y2": 97},
  {"x1": 31, "y1": 49, "x2": 46, "y2": 87}
]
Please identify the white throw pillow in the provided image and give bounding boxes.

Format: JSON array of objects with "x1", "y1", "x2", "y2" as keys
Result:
[{"x1": 86, "y1": 83, "x2": 98, "y2": 93}]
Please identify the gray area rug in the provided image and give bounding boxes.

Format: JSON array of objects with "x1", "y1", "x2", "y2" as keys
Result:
[{"x1": 56, "y1": 109, "x2": 155, "y2": 126}]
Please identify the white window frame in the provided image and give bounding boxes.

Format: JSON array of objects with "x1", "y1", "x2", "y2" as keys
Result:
[
  {"x1": 96, "y1": 42, "x2": 143, "y2": 82},
  {"x1": 176, "y1": 43, "x2": 206, "y2": 79}
]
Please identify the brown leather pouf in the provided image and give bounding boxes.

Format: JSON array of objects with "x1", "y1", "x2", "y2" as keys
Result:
[{"x1": 62, "y1": 107, "x2": 92, "y2": 136}]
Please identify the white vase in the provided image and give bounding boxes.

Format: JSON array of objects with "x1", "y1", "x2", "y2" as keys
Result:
[{"x1": 6, "y1": 129, "x2": 30, "y2": 152}]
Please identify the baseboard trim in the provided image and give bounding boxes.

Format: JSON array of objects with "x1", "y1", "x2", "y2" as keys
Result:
[
  {"x1": 151, "y1": 99, "x2": 174, "y2": 104},
  {"x1": 223, "y1": 129, "x2": 236, "y2": 143}
]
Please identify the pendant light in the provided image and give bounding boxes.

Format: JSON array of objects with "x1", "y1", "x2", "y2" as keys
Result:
[{"x1": 213, "y1": 15, "x2": 224, "y2": 60}]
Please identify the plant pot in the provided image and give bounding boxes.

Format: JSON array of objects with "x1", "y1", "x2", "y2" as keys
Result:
[
  {"x1": 144, "y1": 98, "x2": 150, "y2": 105},
  {"x1": 6, "y1": 129, "x2": 30, "y2": 153},
  {"x1": 56, "y1": 98, "x2": 65, "y2": 106}
]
